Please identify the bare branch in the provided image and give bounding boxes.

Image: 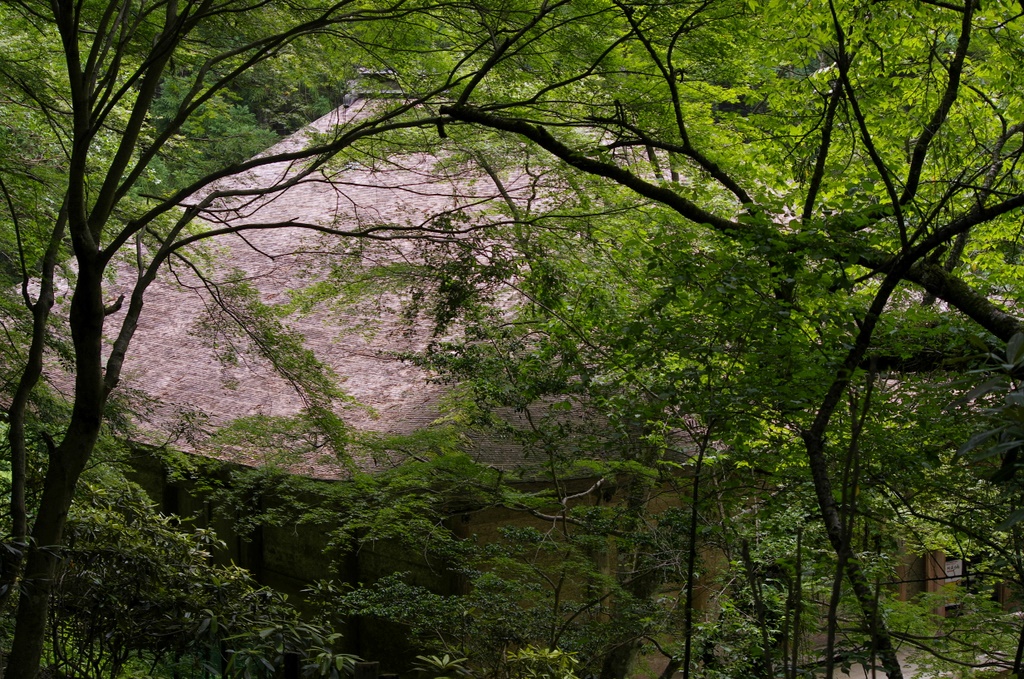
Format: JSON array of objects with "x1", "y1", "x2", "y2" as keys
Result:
[
  {"x1": 802, "y1": 85, "x2": 843, "y2": 222},
  {"x1": 440, "y1": 104, "x2": 747, "y2": 237},
  {"x1": 901, "y1": 0, "x2": 977, "y2": 205},
  {"x1": 828, "y1": 0, "x2": 907, "y2": 248},
  {"x1": 99, "y1": 112, "x2": 453, "y2": 262}
]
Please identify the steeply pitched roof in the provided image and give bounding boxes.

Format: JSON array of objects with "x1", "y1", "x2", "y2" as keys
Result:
[{"x1": 111, "y1": 103, "x2": 522, "y2": 478}]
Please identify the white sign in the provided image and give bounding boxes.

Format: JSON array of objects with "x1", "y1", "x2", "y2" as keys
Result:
[{"x1": 945, "y1": 559, "x2": 963, "y2": 582}]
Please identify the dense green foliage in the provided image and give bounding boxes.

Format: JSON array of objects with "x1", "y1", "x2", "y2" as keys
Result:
[
  {"x1": 43, "y1": 468, "x2": 356, "y2": 678},
  {"x1": 2, "y1": 0, "x2": 1024, "y2": 676}
]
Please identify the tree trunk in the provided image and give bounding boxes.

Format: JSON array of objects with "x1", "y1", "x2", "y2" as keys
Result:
[
  {"x1": 740, "y1": 539, "x2": 774, "y2": 679},
  {"x1": 5, "y1": 261, "x2": 107, "y2": 679},
  {"x1": 802, "y1": 431, "x2": 903, "y2": 679},
  {"x1": 5, "y1": 436, "x2": 95, "y2": 677},
  {"x1": 800, "y1": 272, "x2": 910, "y2": 679},
  {"x1": 681, "y1": 441, "x2": 707, "y2": 679}
]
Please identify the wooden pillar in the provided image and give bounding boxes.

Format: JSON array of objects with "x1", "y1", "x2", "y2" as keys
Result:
[
  {"x1": 893, "y1": 540, "x2": 910, "y2": 602},
  {"x1": 924, "y1": 550, "x2": 946, "y2": 617},
  {"x1": 356, "y1": 661, "x2": 381, "y2": 679}
]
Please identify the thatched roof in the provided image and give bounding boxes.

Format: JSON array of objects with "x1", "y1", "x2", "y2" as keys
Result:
[{"x1": 109, "y1": 103, "x2": 531, "y2": 478}]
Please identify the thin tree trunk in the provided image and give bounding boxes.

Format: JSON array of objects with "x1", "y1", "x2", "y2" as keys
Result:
[
  {"x1": 823, "y1": 555, "x2": 844, "y2": 679},
  {"x1": 803, "y1": 431, "x2": 902, "y2": 678},
  {"x1": 740, "y1": 539, "x2": 774, "y2": 679},
  {"x1": 789, "y1": 527, "x2": 802, "y2": 679},
  {"x1": 1013, "y1": 613, "x2": 1024, "y2": 678},
  {"x1": 0, "y1": 209, "x2": 67, "y2": 615},
  {"x1": 803, "y1": 276, "x2": 906, "y2": 679},
  {"x1": 681, "y1": 438, "x2": 708, "y2": 679},
  {"x1": 870, "y1": 552, "x2": 882, "y2": 679}
]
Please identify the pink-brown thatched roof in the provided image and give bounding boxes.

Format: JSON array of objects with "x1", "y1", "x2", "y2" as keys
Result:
[{"x1": 106, "y1": 102, "x2": 534, "y2": 478}]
